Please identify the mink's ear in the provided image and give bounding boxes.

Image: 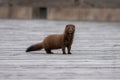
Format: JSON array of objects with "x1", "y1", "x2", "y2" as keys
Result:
[
  {"x1": 66, "y1": 25, "x2": 69, "y2": 28},
  {"x1": 73, "y1": 25, "x2": 75, "y2": 28}
]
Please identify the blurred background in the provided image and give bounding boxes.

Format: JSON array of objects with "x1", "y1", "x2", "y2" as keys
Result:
[
  {"x1": 0, "y1": 0, "x2": 120, "y2": 21},
  {"x1": 0, "y1": 1, "x2": 120, "y2": 79}
]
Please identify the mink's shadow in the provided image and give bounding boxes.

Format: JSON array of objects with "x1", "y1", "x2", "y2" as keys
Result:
[{"x1": 26, "y1": 51, "x2": 71, "y2": 56}]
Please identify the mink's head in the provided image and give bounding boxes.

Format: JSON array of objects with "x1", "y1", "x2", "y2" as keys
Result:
[{"x1": 65, "y1": 24, "x2": 75, "y2": 34}]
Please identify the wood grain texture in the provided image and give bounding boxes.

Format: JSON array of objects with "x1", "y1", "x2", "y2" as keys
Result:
[{"x1": 0, "y1": 19, "x2": 120, "y2": 80}]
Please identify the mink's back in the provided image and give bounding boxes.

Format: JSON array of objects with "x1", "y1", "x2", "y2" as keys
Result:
[{"x1": 43, "y1": 34, "x2": 64, "y2": 49}]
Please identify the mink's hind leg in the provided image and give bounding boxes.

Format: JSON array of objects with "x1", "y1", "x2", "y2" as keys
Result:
[{"x1": 45, "y1": 49, "x2": 53, "y2": 54}]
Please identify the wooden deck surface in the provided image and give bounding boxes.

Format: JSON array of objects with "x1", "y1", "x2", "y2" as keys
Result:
[{"x1": 0, "y1": 19, "x2": 120, "y2": 80}]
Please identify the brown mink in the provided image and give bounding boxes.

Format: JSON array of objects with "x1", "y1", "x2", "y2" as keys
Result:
[{"x1": 26, "y1": 24, "x2": 75, "y2": 54}]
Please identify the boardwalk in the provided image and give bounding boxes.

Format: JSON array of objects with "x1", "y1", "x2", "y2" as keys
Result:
[{"x1": 0, "y1": 19, "x2": 120, "y2": 80}]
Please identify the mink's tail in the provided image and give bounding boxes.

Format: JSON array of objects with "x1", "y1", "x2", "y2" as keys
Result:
[{"x1": 26, "y1": 42, "x2": 43, "y2": 52}]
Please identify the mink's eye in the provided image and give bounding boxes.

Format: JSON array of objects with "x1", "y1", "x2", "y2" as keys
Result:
[{"x1": 66, "y1": 25, "x2": 69, "y2": 28}]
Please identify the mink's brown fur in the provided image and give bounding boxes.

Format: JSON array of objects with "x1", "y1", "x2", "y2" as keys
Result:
[{"x1": 26, "y1": 24, "x2": 75, "y2": 54}]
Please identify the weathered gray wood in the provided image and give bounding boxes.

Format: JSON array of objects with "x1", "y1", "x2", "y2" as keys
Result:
[
  {"x1": 0, "y1": 19, "x2": 120, "y2": 80},
  {"x1": 0, "y1": 0, "x2": 120, "y2": 8}
]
